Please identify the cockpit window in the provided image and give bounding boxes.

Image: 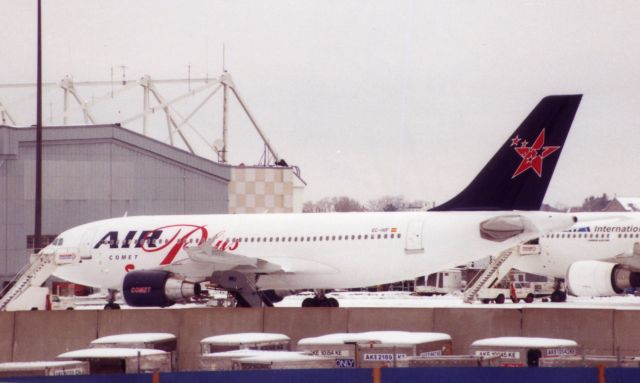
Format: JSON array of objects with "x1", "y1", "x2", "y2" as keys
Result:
[{"x1": 52, "y1": 238, "x2": 64, "y2": 246}]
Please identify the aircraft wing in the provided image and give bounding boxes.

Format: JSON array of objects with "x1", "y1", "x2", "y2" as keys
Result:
[
  {"x1": 181, "y1": 238, "x2": 283, "y2": 272},
  {"x1": 184, "y1": 238, "x2": 261, "y2": 267},
  {"x1": 155, "y1": 237, "x2": 340, "y2": 282}
]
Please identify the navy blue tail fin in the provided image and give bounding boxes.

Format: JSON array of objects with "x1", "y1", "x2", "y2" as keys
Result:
[{"x1": 431, "y1": 95, "x2": 582, "y2": 211}]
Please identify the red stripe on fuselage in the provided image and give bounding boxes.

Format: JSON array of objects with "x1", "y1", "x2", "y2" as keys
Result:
[{"x1": 140, "y1": 224, "x2": 208, "y2": 265}]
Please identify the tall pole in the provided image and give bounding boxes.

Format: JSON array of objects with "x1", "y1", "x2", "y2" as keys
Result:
[
  {"x1": 34, "y1": 0, "x2": 43, "y2": 253},
  {"x1": 222, "y1": 74, "x2": 228, "y2": 163},
  {"x1": 221, "y1": 45, "x2": 228, "y2": 163}
]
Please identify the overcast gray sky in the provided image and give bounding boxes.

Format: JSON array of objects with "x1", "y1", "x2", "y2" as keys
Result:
[{"x1": 2, "y1": 0, "x2": 640, "y2": 207}]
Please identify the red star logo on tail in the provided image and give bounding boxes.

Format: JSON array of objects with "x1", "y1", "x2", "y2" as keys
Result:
[{"x1": 511, "y1": 129, "x2": 560, "y2": 178}]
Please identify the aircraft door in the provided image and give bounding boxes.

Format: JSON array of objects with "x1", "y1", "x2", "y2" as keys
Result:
[
  {"x1": 405, "y1": 220, "x2": 424, "y2": 252},
  {"x1": 78, "y1": 226, "x2": 97, "y2": 259}
]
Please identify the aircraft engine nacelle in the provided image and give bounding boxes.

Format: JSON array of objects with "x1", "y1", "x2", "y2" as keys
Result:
[
  {"x1": 122, "y1": 270, "x2": 201, "y2": 307},
  {"x1": 566, "y1": 260, "x2": 640, "y2": 297}
]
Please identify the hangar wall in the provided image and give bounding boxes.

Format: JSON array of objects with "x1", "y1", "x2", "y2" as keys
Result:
[
  {"x1": 0, "y1": 307, "x2": 634, "y2": 370},
  {"x1": 0, "y1": 125, "x2": 230, "y2": 285}
]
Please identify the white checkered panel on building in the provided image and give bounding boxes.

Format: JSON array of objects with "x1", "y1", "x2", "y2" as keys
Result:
[{"x1": 229, "y1": 167, "x2": 305, "y2": 214}]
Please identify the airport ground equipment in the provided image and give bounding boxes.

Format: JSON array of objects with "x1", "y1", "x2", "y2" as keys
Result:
[
  {"x1": 200, "y1": 333, "x2": 291, "y2": 354},
  {"x1": 469, "y1": 337, "x2": 578, "y2": 367},
  {"x1": 57, "y1": 348, "x2": 171, "y2": 374},
  {"x1": 90, "y1": 333, "x2": 177, "y2": 371},
  {"x1": 463, "y1": 247, "x2": 521, "y2": 303},
  {"x1": 49, "y1": 295, "x2": 76, "y2": 310},
  {"x1": 539, "y1": 355, "x2": 640, "y2": 368},
  {"x1": 91, "y1": 333, "x2": 177, "y2": 352},
  {"x1": 232, "y1": 353, "x2": 335, "y2": 370},
  {"x1": 199, "y1": 333, "x2": 291, "y2": 370},
  {"x1": 475, "y1": 282, "x2": 535, "y2": 304},
  {"x1": 509, "y1": 271, "x2": 555, "y2": 297},
  {"x1": 201, "y1": 350, "x2": 307, "y2": 371},
  {"x1": 297, "y1": 331, "x2": 452, "y2": 368},
  {"x1": 414, "y1": 269, "x2": 463, "y2": 295},
  {"x1": 0, "y1": 361, "x2": 89, "y2": 377},
  {"x1": 0, "y1": 251, "x2": 58, "y2": 311},
  {"x1": 399, "y1": 355, "x2": 502, "y2": 367}
]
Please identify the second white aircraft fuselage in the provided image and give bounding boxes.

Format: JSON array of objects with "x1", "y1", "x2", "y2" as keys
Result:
[{"x1": 514, "y1": 213, "x2": 640, "y2": 278}]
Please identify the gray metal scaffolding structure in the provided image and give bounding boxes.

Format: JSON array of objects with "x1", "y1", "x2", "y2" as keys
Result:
[{"x1": 0, "y1": 72, "x2": 280, "y2": 165}]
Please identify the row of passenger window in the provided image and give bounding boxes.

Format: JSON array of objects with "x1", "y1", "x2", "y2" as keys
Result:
[
  {"x1": 100, "y1": 233, "x2": 402, "y2": 246},
  {"x1": 546, "y1": 233, "x2": 609, "y2": 239},
  {"x1": 234, "y1": 233, "x2": 402, "y2": 243},
  {"x1": 545, "y1": 233, "x2": 640, "y2": 239}
]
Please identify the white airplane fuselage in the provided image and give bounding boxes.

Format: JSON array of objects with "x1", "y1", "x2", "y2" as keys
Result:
[{"x1": 50, "y1": 211, "x2": 571, "y2": 291}]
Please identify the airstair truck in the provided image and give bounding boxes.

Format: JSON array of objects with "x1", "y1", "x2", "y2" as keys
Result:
[{"x1": 0, "y1": 245, "x2": 84, "y2": 311}]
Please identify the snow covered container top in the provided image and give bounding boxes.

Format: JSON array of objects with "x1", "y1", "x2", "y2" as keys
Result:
[
  {"x1": 90, "y1": 332, "x2": 178, "y2": 370},
  {"x1": 232, "y1": 352, "x2": 336, "y2": 370},
  {"x1": 0, "y1": 361, "x2": 89, "y2": 378},
  {"x1": 297, "y1": 331, "x2": 452, "y2": 368},
  {"x1": 90, "y1": 333, "x2": 177, "y2": 352},
  {"x1": 469, "y1": 337, "x2": 579, "y2": 367},
  {"x1": 200, "y1": 333, "x2": 291, "y2": 354},
  {"x1": 57, "y1": 348, "x2": 171, "y2": 374}
]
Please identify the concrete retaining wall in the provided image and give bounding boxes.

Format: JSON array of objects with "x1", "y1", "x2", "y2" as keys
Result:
[
  {"x1": 347, "y1": 308, "x2": 435, "y2": 333},
  {"x1": 177, "y1": 308, "x2": 263, "y2": 371},
  {"x1": 433, "y1": 308, "x2": 522, "y2": 354},
  {"x1": 0, "y1": 312, "x2": 14, "y2": 363},
  {"x1": 613, "y1": 310, "x2": 640, "y2": 356},
  {"x1": 522, "y1": 308, "x2": 615, "y2": 355},
  {"x1": 264, "y1": 307, "x2": 349, "y2": 344},
  {"x1": 12, "y1": 310, "x2": 98, "y2": 362},
  {"x1": 4, "y1": 307, "x2": 638, "y2": 369}
]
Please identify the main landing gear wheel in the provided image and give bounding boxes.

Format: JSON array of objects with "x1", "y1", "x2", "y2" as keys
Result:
[
  {"x1": 301, "y1": 296, "x2": 339, "y2": 307},
  {"x1": 104, "y1": 289, "x2": 120, "y2": 310},
  {"x1": 550, "y1": 290, "x2": 567, "y2": 302}
]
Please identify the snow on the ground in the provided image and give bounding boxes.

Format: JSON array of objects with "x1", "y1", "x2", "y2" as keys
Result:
[
  {"x1": 275, "y1": 291, "x2": 640, "y2": 310},
  {"x1": 63, "y1": 291, "x2": 640, "y2": 310}
]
